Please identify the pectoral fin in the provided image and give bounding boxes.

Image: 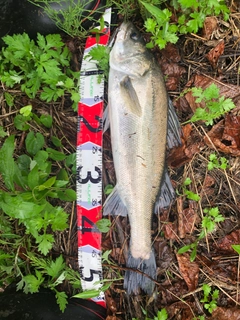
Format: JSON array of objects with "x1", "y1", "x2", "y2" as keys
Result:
[{"x1": 120, "y1": 76, "x2": 142, "y2": 117}]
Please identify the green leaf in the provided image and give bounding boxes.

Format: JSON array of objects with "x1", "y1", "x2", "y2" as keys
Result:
[
  {"x1": 183, "y1": 177, "x2": 192, "y2": 186},
  {"x1": 104, "y1": 184, "x2": 113, "y2": 195},
  {"x1": 36, "y1": 233, "x2": 54, "y2": 255},
  {"x1": 40, "y1": 114, "x2": 53, "y2": 128},
  {"x1": 20, "y1": 105, "x2": 32, "y2": 117},
  {"x1": 14, "y1": 114, "x2": 30, "y2": 131},
  {"x1": 185, "y1": 189, "x2": 200, "y2": 201},
  {"x1": 25, "y1": 131, "x2": 45, "y2": 156},
  {"x1": 232, "y1": 244, "x2": 240, "y2": 255},
  {"x1": 0, "y1": 135, "x2": 15, "y2": 191},
  {"x1": 57, "y1": 189, "x2": 76, "y2": 201},
  {"x1": 178, "y1": 0, "x2": 199, "y2": 8},
  {"x1": 38, "y1": 176, "x2": 56, "y2": 191},
  {"x1": 21, "y1": 270, "x2": 44, "y2": 294},
  {"x1": 27, "y1": 164, "x2": 40, "y2": 190},
  {"x1": 96, "y1": 219, "x2": 111, "y2": 233},
  {"x1": 4, "y1": 92, "x2": 14, "y2": 107},
  {"x1": 46, "y1": 148, "x2": 66, "y2": 161},
  {"x1": 51, "y1": 136, "x2": 62, "y2": 147},
  {"x1": 46, "y1": 255, "x2": 65, "y2": 278},
  {"x1": 55, "y1": 290, "x2": 68, "y2": 313},
  {"x1": 178, "y1": 244, "x2": 192, "y2": 254},
  {"x1": 50, "y1": 207, "x2": 68, "y2": 231},
  {"x1": 201, "y1": 283, "x2": 211, "y2": 300},
  {"x1": 65, "y1": 153, "x2": 76, "y2": 168},
  {"x1": 73, "y1": 289, "x2": 101, "y2": 299},
  {"x1": 0, "y1": 126, "x2": 7, "y2": 138},
  {"x1": 157, "y1": 308, "x2": 168, "y2": 320}
]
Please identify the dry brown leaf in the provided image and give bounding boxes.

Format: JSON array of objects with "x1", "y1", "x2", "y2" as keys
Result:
[
  {"x1": 177, "y1": 198, "x2": 200, "y2": 238},
  {"x1": 165, "y1": 301, "x2": 195, "y2": 320},
  {"x1": 210, "y1": 307, "x2": 240, "y2": 320},
  {"x1": 158, "y1": 43, "x2": 186, "y2": 91},
  {"x1": 206, "y1": 40, "x2": 225, "y2": 69},
  {"x1": 202, "y1": 16, "x2": 218, "y2": 39},
  {"x1": 215, "y1": 229, "x2": 240, "y2": 253},
  {"x1": 176, "y1": 253, "x2": 199, "y2": 291},
  {"x1": 163, "y1": 222, "x2": 178, "y2": 240},
  {"x1": 154, "y1": 240, "x2": 175, "y2": 269},
  {"x1": 168, "y1": 124, "x2": 202, "y2": 168},
  {"x1": 205, "y1": 113, "x2": 240, "y2": 156}
]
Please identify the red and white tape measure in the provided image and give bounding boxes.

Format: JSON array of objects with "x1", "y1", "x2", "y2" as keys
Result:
[{"x1": 77, "y1": 8, "x2": 111, "y2": 307}]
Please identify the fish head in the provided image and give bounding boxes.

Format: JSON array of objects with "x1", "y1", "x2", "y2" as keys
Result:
[{"x1": 110, "y1": 22, "x2": 152, "y2": 77}]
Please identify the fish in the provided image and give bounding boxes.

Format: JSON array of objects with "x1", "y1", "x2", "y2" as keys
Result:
[{"x1": 103, "y1": 21, "x2": 182, "y2": 295}]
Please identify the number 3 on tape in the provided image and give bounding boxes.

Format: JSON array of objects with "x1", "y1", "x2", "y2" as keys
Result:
[{"x1": 77, "y1": 8, "x2": 111, "y2": 307}]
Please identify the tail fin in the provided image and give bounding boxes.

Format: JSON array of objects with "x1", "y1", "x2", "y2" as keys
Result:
[{"x1": 124, "y1": 250, "x2": 156, "y2": 295}]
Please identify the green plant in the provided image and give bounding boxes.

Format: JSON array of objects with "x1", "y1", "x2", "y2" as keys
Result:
[
  {"x1": 207, "y1": 153, "x2": 228, "y2": 171},
  {"x1": 132, "y1": 307, "x2": 168, "y2": 320},
  {"x1": 28, "y1": 0, "x2": 107, "y2": 37},
  {"x1": 17, "y1": 254, "x2": 81, "y2": 312},
  {"x1": 193, "y1": 316, "x2": 205, "y2": 320},
  {"x1": 178, "y1": 207, "x2": 224, "y2": 261},
  {"x1": 200, "y1": 283, "x2": 219, "y2": 314},
  {"x1": 0, "y1": 33, "x2": 79, "y2": 110},
  {"x1": 84, "y1": 44, "x2": 110, "y2": 83},
  {"x1": 108, "y1": 0, "x2": 140, "y2": 19},
  {"x1": 182, "y1": 177, "x2": 200, "y2": 201},
  {"x1": 200, "y1": 207, "x2": 225, "y2": 237},
  {"x1": 140, "y1": 0, "x2": 229, "y2": 49},
  {"x1": 0, "y1": 105, "x2": 78, "y2": 310},
  {"x1": 186, "y1": 84, "x2": 235, "y2": 126},
  {"x1": 96, "y1": 218, "x2": 111, "y2": 233}
]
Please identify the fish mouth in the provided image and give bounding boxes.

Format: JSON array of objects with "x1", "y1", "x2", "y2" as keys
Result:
[{"x1": 116, "y1": 21, "x2": 133, "y2": 42}]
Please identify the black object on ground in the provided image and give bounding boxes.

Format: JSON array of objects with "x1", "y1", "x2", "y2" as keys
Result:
[{"x1": 0, "y1": 286, "x2": 106, "y2": 320}]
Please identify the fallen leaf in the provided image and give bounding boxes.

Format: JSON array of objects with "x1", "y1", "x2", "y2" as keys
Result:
[
  {"x1": 165, "y1": 301, "x2": 195, "y2": 320},
  {"x1": 206, "y1": 40, "x2": 225, "y2": 69},
  {"x1": 163, "y1": 222, "x2": 178, "y2": 240},
  {"x1": 215, "y1": 229, "x2": 240, "y2": 253},
  {"x1": 205, "y1": 113, "x2": 240, "y2": 156},
  {"x1": 168, "y1": 124, "x2": 203, "y2": 168},
  {"x1": 154, "y1": 240, "x2": 175, "y2": 269},
  {"x1": 177, "y1": 198, "x2": 200, "y2": 238},
  {"x1": 210, "y1": 307, "x2": 240, "y2": 320},
  {"x1": 202, "y1": 16, "x2": 218, "y2": 39},
  {"x1": 176, "y1": 253, "x2": 199, "y2": 291},
  {"x1": 157, "y1": 43, "x2": 186, "y2": 91},
  {"x1": 199, "y1": 174, "x2": 216, "y2": 200},
  {"x1": 105, "y1": 289, "x2": 118, "y2": 315}
]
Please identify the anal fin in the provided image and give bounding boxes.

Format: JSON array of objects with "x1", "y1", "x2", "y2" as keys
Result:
[
  {"x1": 154, "y1": 168, "x2": 175, "y2": 212},
  {"x1": 103, "y1": 185, "x2": 128, "y2": 217}
]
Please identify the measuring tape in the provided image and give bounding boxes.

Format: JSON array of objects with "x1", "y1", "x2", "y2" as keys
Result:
[{"x1": 77, "y1": 8, "x2": 111, "y2": 308}]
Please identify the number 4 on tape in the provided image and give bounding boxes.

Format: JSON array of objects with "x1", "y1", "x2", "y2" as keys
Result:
[{"x1": 77, "y1": 8, "x2": 111, "y2": 307}]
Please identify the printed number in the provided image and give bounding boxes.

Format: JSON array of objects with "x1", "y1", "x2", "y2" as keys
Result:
[
  {"x1": 81, "y1": 216, "x2": 99, "y2": 234},
  {"x1": 79, "y1": 115, "x2": 102, "y2": 132},
  {"x1": 77, "y1": 166, "x2": 101, "y2": 184},
  {"x1": 79, "y1": 267, "x2": 102, "y2": 282},
  {"x1": 92, "y1": 146, "x2": 101, "y2": 154}
]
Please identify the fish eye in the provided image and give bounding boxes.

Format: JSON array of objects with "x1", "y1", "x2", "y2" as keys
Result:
[{"x1": 130, "y1": 32, "x2": 139, "y2": 41}]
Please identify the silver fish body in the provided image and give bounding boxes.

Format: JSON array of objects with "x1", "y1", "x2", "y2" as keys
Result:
[{"x1": 104, "y1": 22, "x2": 181, "y2": 294}]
